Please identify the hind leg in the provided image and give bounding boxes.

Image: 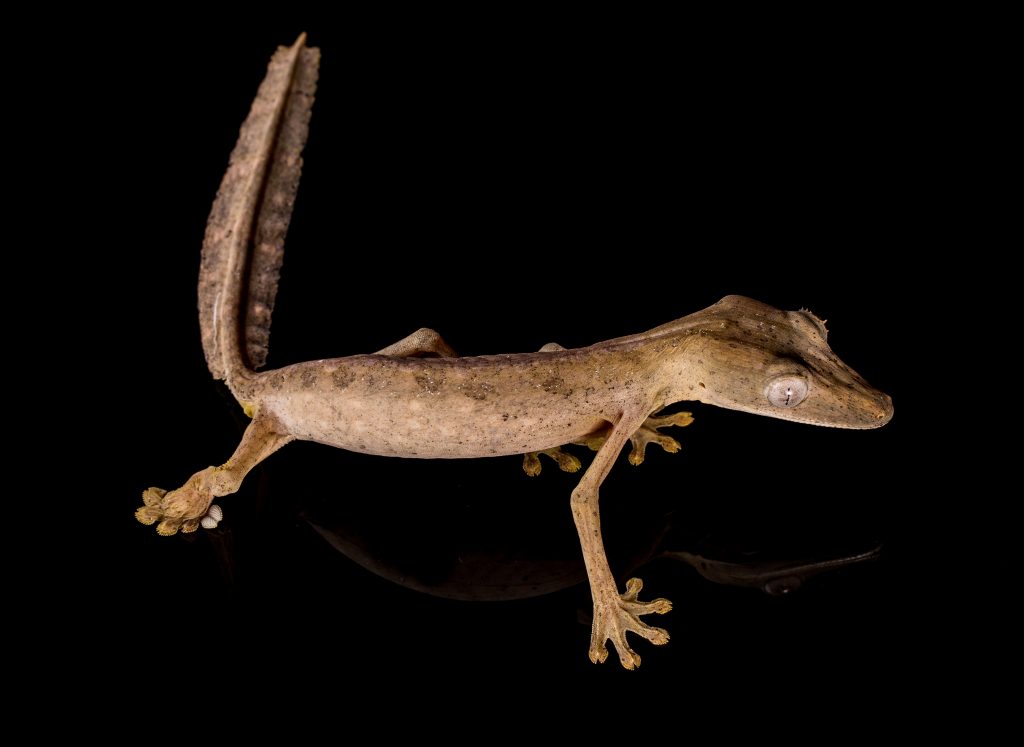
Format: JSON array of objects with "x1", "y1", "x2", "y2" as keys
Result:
[{"x1": 136, "y1": 410, "x2": 293, "y2": 535}]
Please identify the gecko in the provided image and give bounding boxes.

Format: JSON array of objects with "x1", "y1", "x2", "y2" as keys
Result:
[{"x1": 136, "y1": 35, "x2": 894, "y2": 669}]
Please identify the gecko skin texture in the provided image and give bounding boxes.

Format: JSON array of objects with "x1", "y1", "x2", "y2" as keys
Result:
[{"x1": 137, "y1": 35, "x2": 894, "y2": 669}]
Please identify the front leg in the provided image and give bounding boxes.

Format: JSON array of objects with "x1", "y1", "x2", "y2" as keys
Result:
[
  {"x1": 136, "y1": 410, "x2": 293, "y2": 535},
  {"x1": 571, "y1": 406, "x2": 672, "y2": 669}
]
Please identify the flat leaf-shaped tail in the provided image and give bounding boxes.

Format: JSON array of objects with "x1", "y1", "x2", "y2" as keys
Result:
[{"x1": 198, "y1": 34, "x2": 320, "y2": 391}]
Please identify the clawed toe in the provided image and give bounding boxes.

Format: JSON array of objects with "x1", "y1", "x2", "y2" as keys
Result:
[
  {"x1": 522, "y1": 452, "x2": 543, "y2": 476},
  {"x1": 646, "y1": 411, "x2": 694, "y2": 429},
  {"x1": 614, "y1": 644, "x2": 642, "y2": 670},
  {"x1": 156, "y1": 517, "x2": 183, "y2": 536}
]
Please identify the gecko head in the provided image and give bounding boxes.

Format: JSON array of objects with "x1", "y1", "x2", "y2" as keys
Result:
[{"x1": 688, "y1": 295, "x2": 893, "y2": 429}]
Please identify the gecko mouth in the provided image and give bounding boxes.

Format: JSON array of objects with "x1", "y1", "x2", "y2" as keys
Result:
[{"x1": 788, "y1": 392, "x2": 893, "y2": 429}]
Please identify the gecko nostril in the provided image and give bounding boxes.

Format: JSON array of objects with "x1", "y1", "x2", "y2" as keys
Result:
[{"x1": 876, "y1": 393, "x2": 894, "y2": 423}]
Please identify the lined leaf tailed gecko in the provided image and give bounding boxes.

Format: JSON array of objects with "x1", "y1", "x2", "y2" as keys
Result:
[{"x1": 137, "y1": 35, "x2": 894, "y2": 669}]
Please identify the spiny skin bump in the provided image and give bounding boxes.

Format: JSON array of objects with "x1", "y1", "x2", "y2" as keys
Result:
[{"x1": 139, "y1": 35, "x2": 894, "y2": 669}]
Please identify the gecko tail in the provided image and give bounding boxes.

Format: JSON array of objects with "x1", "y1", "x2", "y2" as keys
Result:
[{"x1": 198, "y1": 34, "x2": 320, "y2": 388}]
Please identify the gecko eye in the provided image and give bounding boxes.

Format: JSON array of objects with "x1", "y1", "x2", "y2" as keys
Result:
[{"x1": 765, "y1": 376, "x2": 808, "y2": 408}]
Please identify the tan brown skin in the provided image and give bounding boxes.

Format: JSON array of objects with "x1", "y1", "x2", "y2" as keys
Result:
[{"x1": 136, "y1": 36, "x2": 894, "y2": 669}]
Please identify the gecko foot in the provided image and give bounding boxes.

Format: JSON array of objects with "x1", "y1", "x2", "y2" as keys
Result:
[
  {"x1": 577, "y1": 411, "x2": 694, "y2": 464},
  {"x1": 135, "y1": 467, "x2": 220, "y2": 536},
  {"x1": 522, "y1": 447, "x2": 582, "y2": 476},
  {"x1": 589, "y1": 577, "x2": 671, "y2": 669},
  {"x1": 627, "y1": 411, "x2": 693, "y2": 466}
]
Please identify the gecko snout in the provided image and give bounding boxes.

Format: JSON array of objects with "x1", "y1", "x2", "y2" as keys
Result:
[{"x1": 875, "y1": 392, "x2": 894, "y2": 426}]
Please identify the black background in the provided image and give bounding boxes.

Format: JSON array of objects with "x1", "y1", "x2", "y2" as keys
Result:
[{"x1": 98, "y1": 19, "x2": 921, "y2": 688}]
